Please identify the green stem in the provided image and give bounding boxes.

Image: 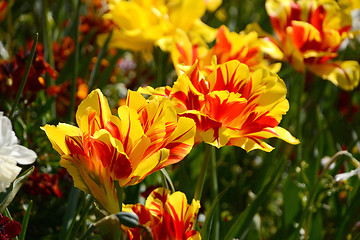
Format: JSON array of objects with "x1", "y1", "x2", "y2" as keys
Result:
[
  {"x1": 8, "y1": 33, "x2": 38, "y2": 119},
  {"x1": 79, "y1": 224, "x2": 95, "y2": 240},
  {"x1": 68, "y1": 0, "x2": 80, "y2": 123},
  {"x1": 210, "y1": 147, "x2": 219, "y2": 240},
  {"x1": 4, "y1": 208, "x2": 18, "y2": 240},
  {"x1": 19, "y1": 200, "x2": 32, "y2": 240},
  {"x1": 296, "y1": 71, "x2": 306, "y2": 164},
  {"x1": 160, "y1": 168, "x2": 176, "y2": 193},
  {"x1": 41, "y1": 0, "x2": 56, "y2": 118},
  {"x1": 194, "y1": 144, "x2": 212, "y2": 201},
  {"x1": 59, "y1": 186, "x2": 80, "y2": 240},
  {"x1": 115, "y1": 181, "x2": 123, "y2": 212},
  {"x1": 88, "y1": 30, "x2": 113, "y2": 92}
]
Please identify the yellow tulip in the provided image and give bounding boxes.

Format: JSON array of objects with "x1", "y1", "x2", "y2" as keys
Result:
[
  {"x1": 97, "y1": 0, "x2": 216, "y2": 52},
  {"x1": 42, "y1": 89, "x2": 195, "y2": 213},
  {"x1": 140, "y1": 60, "x2": 299, "y2": 151},
  {"x1": 254, "y1": 0, "x2": 360, "y2": 90}
]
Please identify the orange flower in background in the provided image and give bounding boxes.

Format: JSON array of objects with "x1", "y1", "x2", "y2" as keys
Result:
[
  {"x1": 0, "y1": 0, "x2": 10, "y2": 23},
  {"x1": 140, "y1": 60, "x2": 299, "y2": 151},
  {"x1": 172, "y1": 25, "x2": 283, "y2": 76},
  {"x1": 123, "y1": 187, "x2": 201, "y2": 240},
  {"x1": 253, "y1": 0, "x2": 360, "y2": 90},
  {"x1": 97, "y1": 0, "x2": 216, "y2": 52},
  {"x1": 52, "y1": 36, "x2": 75, "y2": 71},
  {"x1": 47, "y1": 78, "x2": 89, "y2": 117},
  {"x1": 42, "y1": 89, "x2": 195, "y2": 213}
]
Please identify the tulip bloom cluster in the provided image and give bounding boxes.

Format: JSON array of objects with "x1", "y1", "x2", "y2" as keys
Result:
[
  {"x1": 122, "y1": 187, "x2": 201, "y2": 240},
  {"x1": 42, "y1": 89, "x2": 196, "y2": 213},
  {"x1": 98, "y1": 0, "x2": 216, "y2": 52}
]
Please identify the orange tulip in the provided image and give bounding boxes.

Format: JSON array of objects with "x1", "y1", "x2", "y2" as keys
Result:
[{"x1": 171, "y1": 25, "x2": 282, "y2": 76}]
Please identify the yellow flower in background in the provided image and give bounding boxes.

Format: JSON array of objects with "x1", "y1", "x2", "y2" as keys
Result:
[
  {"x1": 171, "y1": 25, "x2": 283, "y2": 76},
  {"x1": 140, "y1": 60, "x2": 299, "y2": 151},
  {"x1": 122, "y1": 187, "x2": 201, "y2": 240},
  {"x1": 252, "y1": 0, "x2": 360, "y2": 90},
  {"x1": 97, "y1": 0, "x2": 216, "y2": 52},
  {"x1": 204, "y1": 0, "x2": 222, "y2": 12},
  {"x1": 42, "y1": 89, "x2": 196, "y2": 213}
]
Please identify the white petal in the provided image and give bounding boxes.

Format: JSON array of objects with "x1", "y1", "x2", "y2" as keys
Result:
[
  {"x1": 0, "y1": 114, "x2": 18, "y2": 147},
  {"x1": 0, "y1": 156, "x2": 21, "y2": 193},
  {"x1": 0, "y1": 145, "x2": 37, "y2": 165},
  {"x1": 335, "y1": 169, "x2": 358, "y2": 182}
]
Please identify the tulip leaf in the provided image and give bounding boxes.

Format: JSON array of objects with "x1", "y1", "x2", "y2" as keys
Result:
[
  {"x1": 0, "y1": 166, "x2": 34, "y2": 214},
  {"x1": 115, "y1": 211, "x2": 139, "y2": 228},
  {"x1": 201, "y1": 182, "x2": 232, "y2": 240},
  {"x1": 19, "y1": 200, "x2": 33, "y2": 240},
  {"x1": 88, "y1": 29, "x2": 113, "y2": 92}
]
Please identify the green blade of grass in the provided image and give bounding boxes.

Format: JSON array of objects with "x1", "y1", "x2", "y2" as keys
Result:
[
  {"x1": 88, "y1": 29, "x2": 113, "y2": 92},
  {"x1": 59, "y1": 186, "x2": 80, "y2": 240},
  {"x1": 194, "y1": 144, "x2": 212, "y2": 201},
  {"x1": 19, "y1": 200, "x2": 32, "y2": 240},
  {"x1": 8, "y1": 33, "x2": 38, "y2": 119}
]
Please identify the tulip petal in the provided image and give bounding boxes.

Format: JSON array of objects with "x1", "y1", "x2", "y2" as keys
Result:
[
  {"x1": 41, "y1": 124, "x2": 81, "y2": 155},
  {"x1": 308, "y1": 60, "x2": 360, "y2": 91}
]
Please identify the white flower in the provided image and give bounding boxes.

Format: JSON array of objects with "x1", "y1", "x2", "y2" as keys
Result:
[
  {"x1": 0, "y1": 112, "x2": 37, "y2": 193},
  {"x1": 335, "y1": 167, "x2": 360, "y2": 182}
]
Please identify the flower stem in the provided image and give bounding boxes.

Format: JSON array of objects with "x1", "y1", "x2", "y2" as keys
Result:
[
  {"x1": 8, "y1": 33, "x2": 38, "y2": 119},
  {"x1": 115, "y1": 181, "x2": 123, "y2": 212},
  {"x1": 194, "y1": 144, "x2": 212, "y2": 201},
  {"x1": 68, "y1": 0, "x2": 80, "y2": 123},
  {"x1": 296, "y1": 71, "x2": 306, "y2": 164},
  {"x1": 210, "y1": 147, "x2": 219, "y2": 240}
]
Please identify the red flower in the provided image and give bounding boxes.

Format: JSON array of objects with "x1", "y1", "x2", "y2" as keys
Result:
[
  {"x1": 0, "y1": 214, "x2": 21, "y2": 240},
  {"x1": 24, "y1": 167, "x2": 63, "y2": 198},
  {"x1": 0, "y1": 42, "x2": 57, "y2": 101}
]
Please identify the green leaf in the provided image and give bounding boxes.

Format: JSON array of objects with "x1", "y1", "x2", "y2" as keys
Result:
[
  {"x1": 115, "y1": 212, "x2": 139, "y2": 228},
  {"x1": 88, "y1": 29, "x2": 113, "y2": 92},
  {"x1": 19, "y1": 200, "x2": 33, "y2": 240},
  {"x1": 0, "y1": 166, "x2": 34, "y2": 213}
]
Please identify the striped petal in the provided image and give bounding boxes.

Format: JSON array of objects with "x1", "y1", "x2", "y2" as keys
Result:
[
  {"x1": 308, "y1": 60, "x2": 360, "y2": 91},
  {"x1": 123, "y1": 187, "x2": 201, "y2": 240}
]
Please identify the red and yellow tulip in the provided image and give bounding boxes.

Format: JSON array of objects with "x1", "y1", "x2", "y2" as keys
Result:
[
  {"x1": 42, "y1": 89, "x2": 195, "y2": 213},
  {"x1": 123, "y1": 187, "x2": 201, "y2": 240},
  {"x1": 171, "y1": 25, "x2": 282, "y2": 76},
  {"x1": 140, "y1": 60, "x2": 299, "y2": 151},
  {"x1": 98, "y1": 0, "x2": 216, "y2": 53},
  {"x1": 255, "y1": 0, "x2": 360, "y2": 90}
]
